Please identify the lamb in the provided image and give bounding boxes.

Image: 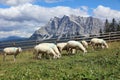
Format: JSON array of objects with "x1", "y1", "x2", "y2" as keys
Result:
[
  {"x1": 90, "y1": 38, "x2": 108, "y2": 49},
  {"x1": 66, "y1": 40, "x2": 87, "y2": 54},
  {"x1": 33, "y1": 43, "x2": 61, "y2": 59},
  {"x1": 81, "y1": 40, "x2": 88, "y2": 48},
  {"x1": 3, "y1": 47, "x2": 22, "y2": 62},
  {"x1": 56, "y1": 42, "x2": 68, "y2": 53}
]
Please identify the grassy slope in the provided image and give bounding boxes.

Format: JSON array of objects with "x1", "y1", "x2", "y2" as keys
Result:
[{"x1": 0, "y1": 42, "x2": 120, "y2": 80}]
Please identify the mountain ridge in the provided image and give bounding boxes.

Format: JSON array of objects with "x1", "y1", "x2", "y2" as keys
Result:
[{"x1": 30, "y1": 15, "x2": 104, "y2": 40}]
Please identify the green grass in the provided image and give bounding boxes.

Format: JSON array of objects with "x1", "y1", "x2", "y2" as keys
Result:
[{"x1": 0, "y1": 42, "x2": 120, "y2": 80}]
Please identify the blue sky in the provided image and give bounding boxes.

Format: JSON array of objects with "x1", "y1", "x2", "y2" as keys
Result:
[
  {"x1": 0, "y1": 0, "x2": 120, "y2": 15},
  {"x1": 34, "y1": 0, "x2": 120, "y2": 10},
  {"x1": 34, "y1": 0, "x2": 120, "y2": 16},
  {"x1": 0, "y1": 0, "x2": 120, "y2": 39}
]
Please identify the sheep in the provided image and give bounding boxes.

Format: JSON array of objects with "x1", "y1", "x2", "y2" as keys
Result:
[
  {"x1": 57, "y1": 42, "x2": 77, "y2": 55},
  {"x1": 3, "y1": 47, "x2": 22, "y2": 62},
  {"x1": 33, "y1": 43, "x2": 61, "y2": 59},
  {"x1": 66, "y1": 40, "x2": 87, "y2": 54},
  {"x1": 90, "y1": 38, "x2": 108, "y2": 49},
  {"x1": 81, "y1": 40, "x2": 88, "y2": 48},
  {"x1": 41, "y1": 43, "x2": 61, "y2": 58},
  {"x1": 56, "y1": 42, "x2": 68, "y2": 53}
]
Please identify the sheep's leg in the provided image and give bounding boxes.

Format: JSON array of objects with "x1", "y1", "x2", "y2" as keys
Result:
[
  {"x1": 66, "y1": 46, "x2": 70, "y2": 54},
  {"x1": 14, "y1": 55, "x2": 16, "y2": 62},
  {"x1": 51, "y1": 49, "x2": 58, "y2": 59},
  {"x1": 68, "y1": 48, "x2": 72, "y2": 55},
  {"x1": 48, "y1": 54, "x2": 52, "y2": 60},
  {"x1": 70, "y1": 48, "x2": 72, "y2": 54},
  {"x1": 76, "y1": 49, "x2": 78, "y2": 54},
  {"x1": 90, "y1": 42, "x2": 94, "y2": 50},
  {"x1": 96, "y1": 44, "x2": 99, "y2": 49},
  {"x1": 35, "y1": 52, "x2": 39, "y2": 59},
  {"x1": 38, "y1": 53, "x2": 42, "y2": 59},
  {"x1": 3, "y1": 53, "x2": 6, "y2": 61},
  {"x1": 101, "y1": 44, "x2": 104, "y2": 49},
  {"x1": 92, "y1": 44, "x2": 96, "y2": 50},
  {"x1": 91, "y1": 44, "x2": 94, "y2": 50},
  {"x1": 72, "y1": 49, "x2": 76, "y2": 54},
  {"x1": 67, "y1": 48, "x2": 70, "y2": 54}
]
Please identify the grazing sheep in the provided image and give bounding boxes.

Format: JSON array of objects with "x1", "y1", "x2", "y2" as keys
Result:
[
  {"x1": 57, "y1": 42, "x2": 68, "y2": 53},
  {"x1": 33, "y1": 43, "x2": 60, "y2": 59},
  {"x1": 3, "y1": 47, "x2": 22, "y2": 62},
  {"x1": 66, "y1": 40, "x2": 87, "y2": 54},
  {"x1": 90, "y1": 38, "x2": 108, "y2": 49},
  {"x1": 57, "y1": 42, "x2": 77, "y2": 55},
  {"x1": 81, "y1": 40, "x2": 88, "y2": 48},
  {"x1": 41, "y1": 43, "x2": 61, "y2": 58}
]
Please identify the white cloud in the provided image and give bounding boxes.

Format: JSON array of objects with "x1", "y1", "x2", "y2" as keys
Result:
[
  {"x1": 81, "y1": 6, "x2": 88, "y2": 11},
  {"x1": 0, "y1": 0, "x2": 34, "y2": 6},
  {"x1": 93, "y1": 5, "x2": 120, "y2": 20},
  {"x1": 44, "y1": 0, "x2": 63, "y2": 3},
  {"x1": 0, "y1": 3, "x2": 89, "y2": 38}
]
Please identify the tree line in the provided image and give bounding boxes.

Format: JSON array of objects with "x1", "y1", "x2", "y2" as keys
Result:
[{"x1": 104, "y1": 18, "x2": 120, "y2": 32}]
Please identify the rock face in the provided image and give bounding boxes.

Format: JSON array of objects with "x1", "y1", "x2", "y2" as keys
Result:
[{"x1": 30, "y1": 15, "x2": 104, "y2": 40}]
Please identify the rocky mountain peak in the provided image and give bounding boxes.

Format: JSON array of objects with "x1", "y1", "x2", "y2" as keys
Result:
[{"x1": 30, "y1": 15, "x2": 104, "y2": 40}]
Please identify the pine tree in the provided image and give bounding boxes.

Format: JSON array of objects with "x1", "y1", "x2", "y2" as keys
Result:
[
  {"x1": 105, "y1": 18, "x2": 120, "y2": 32},
  {"x1": 110, "y1": 18, "x2": 117, "y2": 32},
  {"x1": 104, "y1": 19, "x2": 110, "y2": 32},
  {"x1": 99, "y1": 28, "x2": 102, "y2": 36},
  {"x1": 117, "y1": 21, "x2": 120, "y2": 31}
]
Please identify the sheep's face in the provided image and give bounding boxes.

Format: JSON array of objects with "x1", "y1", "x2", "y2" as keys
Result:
[{"x1": 18, "y1": 47, "x2": 22, "y2": 53}]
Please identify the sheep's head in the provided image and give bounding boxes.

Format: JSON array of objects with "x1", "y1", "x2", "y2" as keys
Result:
[
  {"x1": 18, "y1": 47, "x2": 22, "y2": 53},
  {"x1": 103, "y1": 41, "x2": 108, "y2": 49},
  {"x1": 57, "y1": 53, "x2": 61, "y2": 58}
]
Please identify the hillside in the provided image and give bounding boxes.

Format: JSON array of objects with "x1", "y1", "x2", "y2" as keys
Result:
[
  {"x1": 30, "y1": 15, "x2": 104, "y2": 40},
  {"x1": 0, "y1": 41, "x2": 120, "y2": 80}
]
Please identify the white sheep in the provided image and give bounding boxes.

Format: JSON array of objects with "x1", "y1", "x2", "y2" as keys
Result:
[
  {"x1": 33, "y1": 43, "x2": 61, "y2": 59},
  {"x1": 90, "y1": 38, "x2": 108, "y2": 49},
  {"x1": 56, "y1": 42, "x2": 68, "y2": 53},
  {"x1": 81, "y1": 40, "x2": 88, "y2": 48},
  {"x1": 41, "y1": 43, "x2": 61, "y2": 58},
  {"x1": 57, "y1": 42, "x2": 77, "y2": 55},
  {"x1": 3, "y1": 47, "x2": 22, "y2": 62},
  {"x1": 66, "y1": 40, "x2": 87, "y2": 54}
]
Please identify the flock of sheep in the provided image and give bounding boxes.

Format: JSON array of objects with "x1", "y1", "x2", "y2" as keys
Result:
[{"x1": 2, "y1": 38, "x2": 109, "y2": 62}]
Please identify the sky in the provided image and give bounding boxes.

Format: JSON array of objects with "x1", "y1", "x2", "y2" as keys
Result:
[{"x1": 0, "y1": 0, "x2": 120, "y2": 39}]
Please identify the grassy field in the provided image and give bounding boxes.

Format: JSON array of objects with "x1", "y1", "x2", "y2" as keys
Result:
[{"x1": 0, "y1": 41, "x2": 120, "y2": 80}]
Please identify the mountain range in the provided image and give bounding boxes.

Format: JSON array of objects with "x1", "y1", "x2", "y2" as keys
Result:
[
  {"x1": 0, "y1": 36, "x2": 27, "y2": 42},
  {"x1": 30, "y1": 15, "x2": 104, "y2": 40}
]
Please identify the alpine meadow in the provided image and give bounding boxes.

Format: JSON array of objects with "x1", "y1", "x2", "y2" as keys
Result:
[
  {"x1": 0, "y1": 0, "x2": 120, "y2": 80},
  {"x1": 0, "y1": 41, "x2": 120, "y2": 80}
]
